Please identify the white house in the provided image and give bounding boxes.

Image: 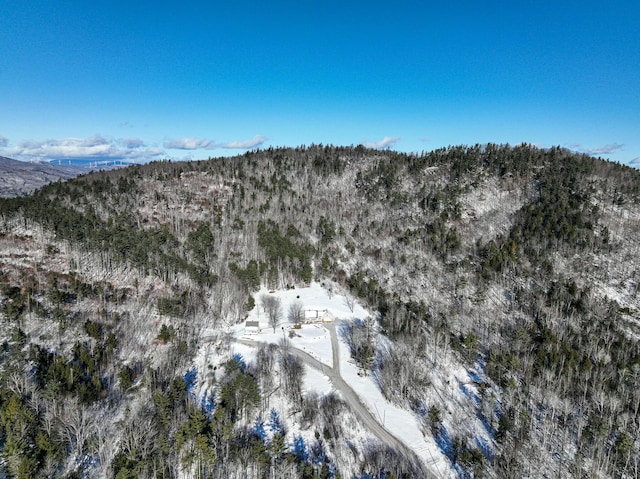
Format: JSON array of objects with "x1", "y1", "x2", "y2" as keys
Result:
[
  {"x1": 244, "y1": 320, "x2": 261, "y2": 334},
  {"x1": 304, "y1": 309, "x2": 334, "y2": 323}
]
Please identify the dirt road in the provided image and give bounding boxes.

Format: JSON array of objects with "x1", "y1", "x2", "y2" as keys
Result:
[{"x1": 235, "y1": 322, "x2": 438, "y2": 478}]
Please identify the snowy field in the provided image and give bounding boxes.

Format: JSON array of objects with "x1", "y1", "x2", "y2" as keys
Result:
[{"x1": 229, "y1": 282, "x2": 371, "y2": 366}]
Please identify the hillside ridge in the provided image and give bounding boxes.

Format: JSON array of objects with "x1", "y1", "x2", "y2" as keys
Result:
[{"x1": 0, "y1": 143, "x2": 639, "y2": 478}]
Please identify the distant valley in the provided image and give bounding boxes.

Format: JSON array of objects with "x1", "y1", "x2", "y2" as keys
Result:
[{"x1": 0, "y1": 156, "x2": 128, "y2": 198}]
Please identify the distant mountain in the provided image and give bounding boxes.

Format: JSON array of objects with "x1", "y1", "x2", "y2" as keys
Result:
[
  {"x1": 0, "y1": 156, "x2": 132, "y2": 198},
  {"x1": 0, "y1": 156, "x2": 88, "y2": 197}
]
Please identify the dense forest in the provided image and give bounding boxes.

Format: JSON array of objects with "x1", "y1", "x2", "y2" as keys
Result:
[{"x1": 0, "y1": 143, "x2": 639, "y2": 478}]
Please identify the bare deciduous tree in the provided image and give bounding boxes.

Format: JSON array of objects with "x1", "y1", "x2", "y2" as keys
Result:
[
  {"x1": 58, "y1": 397, "x2": 95, "y2": 458},
  {"x1": 92, "y1": 406, "x2": 117, "y2": 473},
  {"x1": 288, "y1": 300, "x2": 304, "y2": 324},
  {"x1": 300, "y1": 391, "x2": 319, "y2": 429},
  {"x1": 119, "y1": 407, "x2": 158, "y2": 459},
  {"x1": 343, "y1": 294, "x2": 355, "y2": 313},
  {"x1": 254, "y1": 342, "x2": 278, "y2": 411},
  {"x1": 261, "y1": 294, "x2": 283, "y2": 332},
  {"x1": 6, "y1": 371, "x2": 33, "y2": 398},
  {"x1": 320, "y1": 392, "x2": 346, "y2": 439},
  {"x1": 279, "y1": 352, "x2": 305, "y2": 408}
]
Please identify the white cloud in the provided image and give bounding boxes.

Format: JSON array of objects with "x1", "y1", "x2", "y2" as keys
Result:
[
  {"x1": 568, "y1": 143, "x2": 624, "y2": 156},
  {"x1": 5, "y1": 132, "x2": 268, "y2": 163},
  {"x1": 124, "y1": 137, "x2": 146, "y2": 148},
  {"x1": 220, "y1": 135, "x2": 268, "y2": 149},
  {"x1": 630, "y1": 156, "x2": 640, "y2": 166},
  {"x1": 164, "y1": 137, "x2": 214, "y2": 150},
  {"x1": 13, "y1": 137, "x2": 111, "y2": 158},
  {"x1": 363, "y1": 136, "x2": 400, "y2": 149},
  {"x1": 6, "y1": 135, "x2": 163, "y2": 163},
  {"x1": 81, "y1": 134, "x2": 109, "y2": 147},
  {"x1": 163, "y1": 135, "x2": 267, "y2": 150}
]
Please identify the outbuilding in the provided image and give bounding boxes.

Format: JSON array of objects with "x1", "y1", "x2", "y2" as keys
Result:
[
  {"x1": 304, "y1": 309, "x2": 335, "y2": 323},
  {"x1": 245, "y1": 320, "x2": 261, "y2": 334}
]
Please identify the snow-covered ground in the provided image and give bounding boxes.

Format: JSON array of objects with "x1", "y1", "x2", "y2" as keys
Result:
[
  {"x1": 336, "y1": 335, "x2": 455, "y2": 477},
  {"x1": 227, "y1": 283, "x2": 370, "y2": 366},
  {"x1": 194, "y1": 282, "x2": 463, "y2": 477}
]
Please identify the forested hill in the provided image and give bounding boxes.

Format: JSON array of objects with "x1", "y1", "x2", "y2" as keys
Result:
[
  {"x1": 0, "y1": 156, "x2": 87, "y2": 198},
  {"x1": 1, "y1": 144, "x2": 639, "y2": 478}
]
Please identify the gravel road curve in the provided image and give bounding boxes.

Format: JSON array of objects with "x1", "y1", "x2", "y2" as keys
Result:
[{"x1": 234, "y1": 321, "x2": 438, "y2": 478}]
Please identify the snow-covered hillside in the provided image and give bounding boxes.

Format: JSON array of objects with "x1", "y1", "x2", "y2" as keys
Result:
[{"x1": 1, "y1": 144, "x2": 639, "y2": 478}]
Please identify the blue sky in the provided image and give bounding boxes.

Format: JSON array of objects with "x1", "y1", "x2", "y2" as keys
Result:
[{"x1": 1, "y1": 1, "x2": 639, "y2": 166}]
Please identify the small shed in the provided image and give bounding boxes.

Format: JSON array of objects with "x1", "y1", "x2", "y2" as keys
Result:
[{"x1": 245, "y1": 320, "x2": 261, "y2": 335}]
